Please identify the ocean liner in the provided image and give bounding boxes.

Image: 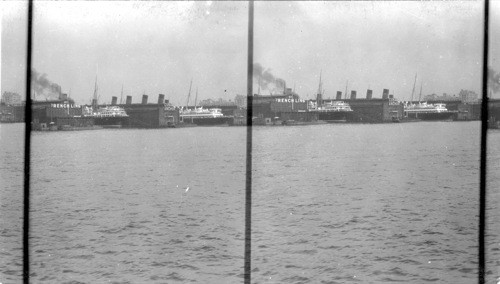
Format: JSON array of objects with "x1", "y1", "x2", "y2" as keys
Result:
[
  {"x1": 311, "y1": 101, "x2": 353, "y2": 122},
  {"x1": 83, "y1": 105, "x2": 129, "y2": 127},
  {"x1": 404, "y1": 102, "x2": 456, "y2": 121},
  {"x1": 180, "y1": 80, "x2": 231, "y2": 126},
  {"x1": 309, "y1": 72, "x2": 353, "y2": 122},
  {"x1": 180, "y1": 107, "x2": 231, "y2": 126},
  {"x1": 82, "y1": 76, "x2": 129, "y2": 127}
]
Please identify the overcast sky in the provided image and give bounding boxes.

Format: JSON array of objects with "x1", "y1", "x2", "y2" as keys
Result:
[{"x1": 2, "y1": 1, "x2": 499, "y2": 105}]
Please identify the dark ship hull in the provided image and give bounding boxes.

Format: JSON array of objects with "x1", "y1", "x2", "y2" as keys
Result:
[
  {"x1": 406, "y1": 112, "x2": 455, "y2": 121},
  {"x1": 93, "y1": 116, "x2": 129, "y2": 127},
  {"x1": 181, "y1": 116, "x2": 231, "y2": 126},
  {"x1": 316, "y1": 111, "x2": 352, "y2": 123}
]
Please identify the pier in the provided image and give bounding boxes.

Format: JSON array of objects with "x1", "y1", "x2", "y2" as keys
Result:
[{"x1": 14, "y1": 91, "x2": 496, "y2": 130}]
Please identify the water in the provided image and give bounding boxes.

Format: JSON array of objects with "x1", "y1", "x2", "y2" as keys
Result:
[
  {"x1": 251, "y1": 122, "x2": 483, "y2": 283},
  {"x1": 0, "y1": 122, "x2": 498, "y2": 283},
  {"x1": 0, "y1": 124, "x2": 25, "y2": 282},
  {"x1": 29, "y1": 127, "x2": 246, "y2": 283},
  {"x1": 487, "y1": 128, "x2": 500, "y2": 284}
]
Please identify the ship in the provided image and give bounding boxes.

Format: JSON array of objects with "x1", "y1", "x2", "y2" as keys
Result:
[
  {"x1": 83, "y1": 105, "x2": 129, "y2": 128},
  {"x1": 404, "y1": 102, "x2": 457, "y2": 121},
  {"x1": 311, "y1": 100, "x2": 353, "y2": 123},
  {"x1": 180, "y1": 107, "x2": 231, "y2": 126},
  {"x1": 307, "y1": 71, "x2": 353, "y2": 123},
  {"x1": 81, "y1": 75, "x2": 129, "y2": 128},
  {"x1": 179, "y1": 80, "x2": 231, "y2": 126}
]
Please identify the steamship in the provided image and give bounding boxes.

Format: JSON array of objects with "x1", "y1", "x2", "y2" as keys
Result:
[
  {"x1": 180, "y1": 80, "x2": 231, "y2": 126},
  {"x1": 404, "y1": 102, "x2": 456, "y2": 121},
  {"x1": 310, "y1": 101, "x2": 353, "y2": 123},
  {"x1": 83, "y1": 105, "x2": 129, "y2": 128},
  {"x1": 83, "y1": 76, "x2": 129, "y2": 127},
  {"x1": 309, "y1": 72, "x2": 353, "y2": 122},
  {"x1": 180, "y1": 107, "x2": 231, "y2": 126}
]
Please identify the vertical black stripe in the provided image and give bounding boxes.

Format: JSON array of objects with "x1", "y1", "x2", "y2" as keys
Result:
[
  {"x1": 479, "y1": 0, "x2": 489, "y2": 283},
  {"x1": 244, "y1": 1, "x2": 254, "y2": 283},
  {"x1": 24, "y1": 0, "x2": 33, "y2": 283}
]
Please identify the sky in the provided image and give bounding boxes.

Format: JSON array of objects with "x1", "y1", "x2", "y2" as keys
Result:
[{"x1": 1, "y1": 1, "x2": 499, "y2": 105}]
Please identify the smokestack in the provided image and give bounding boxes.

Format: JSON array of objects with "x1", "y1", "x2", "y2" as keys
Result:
[
  {"x1": 336, "y1": 91, "x2": 342, "y2": 100},
  {"x1": 126, "y1": 96, "x2": 132, "y2": 105},
  {"x1": 111, "y1": 96, "x2": 118, "y2": 105},
  {"x1": 142, "y1": 95, "x2": 148, "y2": 104},
  {"x1": 158, "y1": 94, "x2": 165, "y2": 104},
  {"x1": 351, "y1": 90, "x2": 357, "y2": 100},
  {"x1": 382, "y1": 89, "x2": 389, "y2": 99},
  {"x1": 366, "y1": 89, "x2": 373, "y2": 100}
]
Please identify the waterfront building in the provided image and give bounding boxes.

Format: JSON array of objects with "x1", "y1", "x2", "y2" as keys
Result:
[
  {"x1": 120, "y1": 94, "x2": 179, "y2": 128},
  {"x1": 234, "y1": 94, "x2": 247, "y2": 108},
  {"x1": 458, "y1": 89, "x2": 479, "y2": 103},
  {"x1": 1, "y1": 91, "x2": 22, "y2": 105},
  {"x1": 251, "y1": 92, "x2": 308, "y2": 122},
  {"x1": 31, "y1": 99, "x2": 92, "y2": 130},
  {"x1": 0, "y1": 105, "x2": 25, "y2": 123}
]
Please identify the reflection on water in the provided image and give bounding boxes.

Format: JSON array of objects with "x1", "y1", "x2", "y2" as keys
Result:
[{"x1": 0, "y1": 122, "x2": 498, "y2": 283}]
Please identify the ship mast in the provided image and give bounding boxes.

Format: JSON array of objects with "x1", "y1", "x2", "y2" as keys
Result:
[
  {"x1": 92, "y1": 75, "x2": 98, "y2": 110},
  {"x1": 418, "y1": 81, "x2": 423, "y2": 101},
  {"x1": 316, "y1": 71, "x2": 323, "y2": 108},
  {"x1": 194, "y1": 87, "x2": 198, "y2": 109},
  {"x1": 410, "y1": 73, "x2": 417, "y2": 102},
  {"x1": 185, "y1": 79, "x2": 193, "y2": 109},
  {"x1": 92, "y1": 64, "x2": 99, "y2": 109},
  {"x1": 317, "y1": 70, "x2": 323, "y2": 95}
]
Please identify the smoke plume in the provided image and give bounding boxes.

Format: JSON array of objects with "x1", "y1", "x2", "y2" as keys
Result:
[
  {"x1": 253, "y1": 63, "x2": 286, "y2": 94},
  {"x1": 488, "y1": 67, "x2": 500, "y2": 94},
  {"x1": 31, "y1": 69, "x2": 62, "y2": 100}
]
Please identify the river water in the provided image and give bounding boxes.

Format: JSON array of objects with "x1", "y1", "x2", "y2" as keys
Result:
[{"x1": 0, "y1": 122, "x2": 498, "y2": 283}]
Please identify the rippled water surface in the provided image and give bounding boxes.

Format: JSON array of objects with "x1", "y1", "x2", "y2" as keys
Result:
[
  {"x1": 29, "y1": 127, "x2": 246, "y2": 283},
  {"x1": 0, "y1": 122, "x2": 499, "y2": 283},
  {"x1": 251, "y1": 122, "x2": 492, "y2": 283},
  {"x1": 0, "y1": 124, "x2": 24, "y2": 283}
]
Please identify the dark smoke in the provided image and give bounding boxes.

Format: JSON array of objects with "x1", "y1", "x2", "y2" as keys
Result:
[
  {"x1": 253, "y1": 63, "x2": 286, "y2": 94},
  {"x1": 488, "y1": 67, "x2": 500, "y2": 94},
  {"x1": 31, "y1": 69, "x2": 62, "y2": 100}
]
